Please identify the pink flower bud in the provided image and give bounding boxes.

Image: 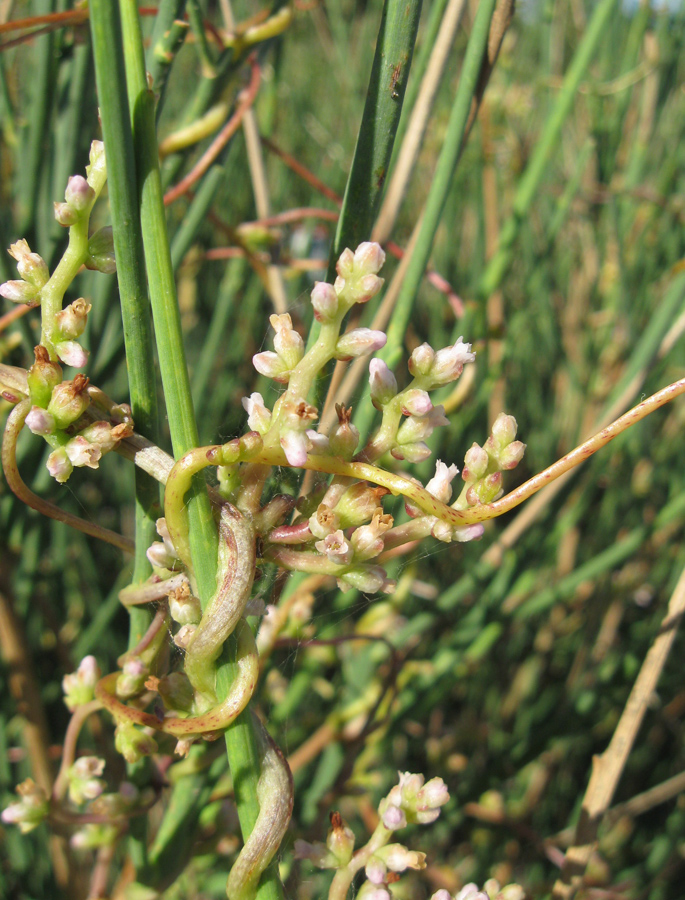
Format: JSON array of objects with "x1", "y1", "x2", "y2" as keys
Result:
[
  {"x1": 116, "y1": 657, "x2": 147, "y2": 699},
  {"x1": 85, "y1": 227, "x2": 115, "y2": 274},
  {"x1": 453, "y1": 523, "x2": 485, "y2": 543},
  {"x1": 396, "y1": 405, "x2": 449, "y2": 445},
  {"x1": 8, "y1": 239, "x2": 49, "y2": 287},
  {"x1": 425, "y1": 460, "x2": 460, "y2": 503},
  {"x1": 65, "y1": 175, "x2": 95, "y2": 214},
  {"x1": 365, "y1": 856, "x2": 387, "y2": 884},
  {"x1": 391, "y1": 441, "x2": 431, "y2": 463},
  {"x1": 353, "y1": 241, "x2": 386, "y2": 275},
  {"x1": 334, "y1": 328, "x2": 387, "y2": 360},
  {"x1": 25, "y1": 406, "x2": 56, "y2": 435},
  {"x1": 357, "y1": 884, "x2": 391, "y2": 900},
  {"x1": 430, "y1": 891, "x2": 454, "y2": 900},
  {"x1": 1, "y1": 779, "x2": 49, "y2": 834},
  {"x1": 498, "y1": 440, "x2": 526, "y2": 470},
  {"x1": 54, "y1": 202, "x2": 79, "y2": 226},
  {"x1": 466, "y1": 471, "x2": 502, "y2": 506},
  {"x1": 271, "y1": 313, "x2": 304, "y2": 368},
  {"x1": 455, "y1": 887, "x2": 488, "y2": 900},
  {"x1": 315, "y1": 529, "x2": 353, "y2": 565},
  {"x1": 281, "y1": 430, "x2": 310, "y2": 467},
  {"x1": 147, "y1": 541, "x2": 178, "y2": 570},
  {"x1": 54, "y1": 298, "x2": 91, "y2": 340},
  {"x1": 0, "y1": 279, "x2": 39, "y2": 303},
  {"x1": 462, "y1": 443, "x2": 489, "y2": 482},
  {"x1": 47, "y1": 374, "x2": 90, "y2": 428},
  {"x1": 417, "y1": 776, "x2": 450, "y2": 812},
  {"x1": 63, "y1": 656, "x2": 100, "y2": 710},
  {"x1": 334, "y1": 244, "x2": 386, "y2": 304},
  {"x1": 253, "y1": 350, "x2": 290, "y2": 382},
  {"x1": 335, "y1": 247, "x2": 355, "y2": 280},
  {"x1": 490, "y1": 412, "x2": 518, "y2": 447},
  {"x1": 369, "y1": 358, "x2": 397, "y2": 408},
  {"x1": 242, "y1": 392, "x2": 272, "y2": 434},
  {"x1": 408, "y1": 343, "x2": 436, "y2": 377},
  {"x1": 380, "y1": 803, "x2": 406, "y2": 830},
  {"x1": 79, "y1": 420, "x2": 129, "y2": 453},
  {"x1": 311, "y1": 281, "x2": 339, "y2": 322},
  {"x1": 47, "y1": 447, "x2": 74, "y2": 483},
  {"x1": 377, "y1": 843, "x2": 426, "y2": 872},
  {"x1": 400, "y1": 388, "x2": 432, "y2": 417},
  {"x1": 55, "y1": 340, "x2": 89, "y2": 368}
]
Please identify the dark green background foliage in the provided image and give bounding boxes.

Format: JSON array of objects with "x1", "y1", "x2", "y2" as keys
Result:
[{"x1": 1, "y1": 0, "x2": 685, "y2": 898}]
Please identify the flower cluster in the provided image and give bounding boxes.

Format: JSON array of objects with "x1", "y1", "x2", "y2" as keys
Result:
[
  {"x1": 295, "y1": 771, "x2": 449, "y2": 899},
  {"x1": 431, "y1": 880, "x2": 525, "y2": 900}
]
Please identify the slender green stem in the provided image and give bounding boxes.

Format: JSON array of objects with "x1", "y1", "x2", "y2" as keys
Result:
[
  {"x1": 118, "y1": 0, "x2": 218, "y2": 601},
  {"x1": 327, "y1": 0, "x2": 424, "y2": 276}
]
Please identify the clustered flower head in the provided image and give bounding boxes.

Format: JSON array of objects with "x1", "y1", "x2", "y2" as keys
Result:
[
  {"x1": 1, "y1": 779, "x2": 49, "y2": 833},
  {"x1": 63, "y1": 655, "x2": 101, "y2": 710},
  {"x1": 431, "y1": 880, "x2": 525, "y2": 900}
]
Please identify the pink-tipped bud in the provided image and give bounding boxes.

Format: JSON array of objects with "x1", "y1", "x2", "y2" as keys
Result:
[
  {"x1": 54, "y1": 202, "x2": 79, "y2": 227},
  {"x1": 85, "y1": 227, "x2": 115, "y2": 274},
  {"x1": 0, "y1": 279, "x2": 39, "y2": 304},
  {"x1": 425, "y1": 460, "x2": 460, "y2": 503},
  {"x1": 334, "y1": 243, "x2": 386, "y2": 304},
  {"x1": 62, "y1": 656, "x2": 100, "y2": 710},
  {"x1": 55, "y1": 340, "x2": 89, "y2": 368},
  {"x1": 173, "y1": 624, "x2": 196, "y2": 649},
  {"x1": 47, "y1": 374, "x2": 90, "y2": 428},
  {"x1": 408, "y1": 342, "x2": 436, "y2": 377},
  {"x1": 46, "y1": 447, "x2": 74, "y2": 483},
  {"x1": 271, "y1": 313, "x2": 304, "y2": 368},
  {"x1": 55, "y1": 298, "x2": 91, "y2": 340},
  {"x1": 315, "y1": 529, "x2": 353, "y2": 565},
  {"x1": 65, "y1": 175, "x2": 95, "y2": 215},
  {"x1": 498, "y1": 440, "x2": 526, "y2": 470},
  {"x1": 281, "y1": 430, "x2": 310, "y2": 467},
  {"x1": 328, "y1": 404, "x2": 359, "y2": 459},
  {"x1": 25, "y1": 406, "x2": 56, "y2": 435},
  {"x1": 353, "y1": 241, "x2": 386, "y2": 275},
  {"x1": 400, "y1": 388, "x2": 432, "y2": 417},
  {"x1": 369, "y1": 358, "x2": 397, "y2": 408},
  {"x1": 147, "y1": 541, "x2": 179, "y2": 570},
  {"x1": 490, "y1": 412, "x2": 518, "y2": 448},
  {"x1": 334, "y1": 328, "x2": 387, "y2": 360},
  {"x1": 242, "y1": 392, "x2": 272, "y2": 434},
  {"x1": 1, "y1": 779, "x2": 49, "y2": 834},
  {"x1": 8, "y1": 239, "x2": 49, "y2": 288},
  {"x1": 462, "y1": 442, "x2": 489, "y2": 482},
  {"x1": 466, "y1": 472, "x2": 502, "y2": 506},
  {"x1": 396, "y1": 406, "x2": 449, "y2": 445},
  {"x1": 311, "y1": 281, "x2": 339, "y2": 322},
  {"x1": 253, "y1": 350, "x2": 290, "y2": 383},
  {"x1": 453, "y1": 523, "x2": 485, "y2": 543},
  {"x1": 391, "y1": 441, "x2": 431, "y2": 463},
  {"x1": 116, "y1": 657, "x2": 147, "y2": 699}
]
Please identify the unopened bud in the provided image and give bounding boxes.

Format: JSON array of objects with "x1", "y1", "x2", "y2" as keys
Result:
[
  {"x1": 271, "y1": 313, "x2": 304, "y2": 368},
  {"x1": 391, "y1": 441, "x2": 431, "y2": 463},
  {"x1": 425, "y1": 460, "x2": 460, "y2": 503},
  {"x1": 8, "y1": 239, "x2": 49, "y2": 288},
  {"x1": 429, "y1": 338, "x2": 476, "y2": 386},
  {"x1": 47, "y1": 374, "x2": 90, "y2": 428},
  {"x1": 65, "y1": 175, "x2": 95, "y2": 215},
  {"x1": 466, "y1": 471, "x2": 502, "y2": 505},
  {"x1": 67, "y1": 756, "x2": 105, "y2": 805},
  {"x1": 408, "y1": 343, "x2": 436, "y2": 377},
  {"x1": 241, "y1": 393, "x2": 272, "y2": 434},
  {"x1": 369, "y1": 358, "x2": 397, "y2": 408},
  {"x1": 311, "y1": 281, "x2": 339, "y2": 322},
  {"x1": 334, "y1": 328, "x2": 386, "y2": 360},
  {"x1": 25, "y1": 406, "x2": 56, "y2": 435},
  {"x1": 117, "y1": 657, "x2": 148, "y2": 699},
  {"x1": 85, "y1": 227, "x2": 115, "y2": 274},
  {"x1": 490, "y1": 413, "x2": 517, "y2": 448},
  {"x1": 462, "y1": 443, "x2": 489, "y2": 482},
  {"x1": 47, "y1": 446, "x2": 74, "y2": 483},
  {"x1": 27, "y1": 346, "x2": 63, "y2": 407},
  {"x1": 400, "y1": 388, "x2": 432, "y2": 417},
  {"x1": 114, "y1": 722, "x2": 157, "y2": 764},
  {"x1": 396, "y1": 406, "x2": 449, "y2": 445},
  {"x1": 0, "y1": 279, "x2": 39, "y2": 304},
  {"x1": 55, "y1": 340, "x2": 88, "y2": 368},
  {"x1": 498, "y1": 440, "x2": 526, "y2": 470},
  {"x1": 1, "y1": 779, "x2": 49, "y2": 834},
  {"x1": 63, "y1": 656, "x2": 100, "y2": 710}
]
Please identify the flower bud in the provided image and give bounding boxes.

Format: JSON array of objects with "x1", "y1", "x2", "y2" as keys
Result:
[
  {"x1": 338, "y1": 564, "x2": 394, "y2": 594},
  {"x1": 63, "y1": 656, "x2": 100, "y2": 710},
  {"x1": 462, "y1": 443, "x2": 489, "y2": 482},
  {"x1": 498, "y1": 440, "x2": 526, "y2": 470},
  {"x1": 326, "y1": 811, "x2": 355, "y2": 865},
  {"x1": 271, "y1": 313, "x2": 304, "y2": 368},
  {"x1": 430, "y1": 892, "x2": 454, "y2": 900},
  {"x1": 334, "y1": 483, "x2": 388, "y2": 528},
  {"x1": 369, "y1": 358, "x2": 397, "y2": 409},
  {"x1": 453, "y1": 523, "x2": 485, "y2": 543},
  {"x1": 55, "y1": 298, "x2": 91, "y2": 340},
  {"x1": 27, "y1": 346, "x2": 63, "y2": 408},
  {"x1": 85, "y1": 227, "x2": 115, "y2": 274},
  {"x1": 242, "y1": 392, "x2": 272, "y2": 434},
  {"x1": 67, "y1": 756, "x2": 105, "y2": 805},
  {"x1": 54, "y1": 202, "x2": 79, "y2": 227},
  {"x1": 425, "y1": 460, "x2": 460, "y2": 503},
  {"x1": 311, "y1": 281, "x2": 339, "y2": 322},
  {"x1": 1, "y1": 779, "x2": 49, "y2": 834},
  {"x1": 169, "y1": 582, "x2": 201, "y2": 625},
  {"x1": 117, "y1": 657, "x2": 148, "y2": 699},
  {"x1": 335, "y1": 243, "x2": 386, "y2": 305},
  {"x1": 64, "y1": 175, "x2": 95, "y2": 216},
  {"x1": 328, "y1": 404, "x2": 359, "y2": 459},
  {"x1": 377, "y1": 843, "x2": 426, "y2": 873},
  {"x1": 400, "y1": 389, "x2": 432, "y2": 417},
  {"x1": 8, "y1": 239, "x2": 49, "y2": 288},
  {"x1": 79, "y1": 420, "x2": 131, "y2": 453},
  {"x1": 114, "y1": 722, "x2": 158, "y2": 764},
  {"x1": 47, "y1": 446, "x2": 74, "y2": 483},
  {"x1": 315, "y1": 530, "x2": 353, "y2": 565},
  {"x1": 25, "y1": 406, "x2": 56, "y2": 435},
  {"x1": 430, "y1": 337, "x2": 476, "y2": 386},
  {"x1": 0, "y1": 279, "x2": 39, "y2": 303},
  {"x1": 46, "y1": 374, "x2": 90, "y2": 428},
  {"x1": 306, "y1": 429, "x2": 330, "y2": 454},
  {"x1": 466, "y1": 472, "x2": 502, "y2": 506},
  {"x1": 490, "y1": 412, "x2": 518, "y2": 448},
  {"x1": 281, "y1": 430, "x2": 310, "y2": 467},
  {"x1": 356, "y1": 883, "x2": 391, "y2": 900},
  {"x1": 334, "y1": 328, "x2": 386, "y2": 360},
  {"x1": 408, "y1": 343, "x2": 436, "y2": 377},
  {"x1": 253, "y1": 350, "x2": 290, "y2": 383},
  {"x1": 454, "y1": 887, "x2": 488, "y2": 900},
  {"x1": 147, "y1": 541, "x2": 179, "y2": 571},
  {"x1": 391, "y1": 441, "x2": 431, "y2": 463},
  {"x1": 55, "y1": 340, "x2": 89, "y2": 368},
  {"x1": 396, "y1": 406, "x2": 449, "y2": 445}
]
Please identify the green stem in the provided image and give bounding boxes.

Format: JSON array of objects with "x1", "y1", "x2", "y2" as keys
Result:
[{"x1": 118, "y1": 0, "x2": 218, "y2": 600}]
